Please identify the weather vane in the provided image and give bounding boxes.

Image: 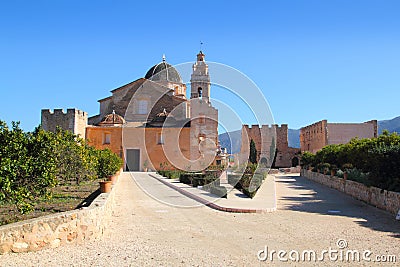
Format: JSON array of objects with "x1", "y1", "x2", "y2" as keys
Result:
[{"x1": 200, "y1": 41, "x2": 204, "y2": 51}]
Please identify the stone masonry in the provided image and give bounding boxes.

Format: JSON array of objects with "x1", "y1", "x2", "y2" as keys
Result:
[
  {"x1": 301, "y1": 169, "x2": 400, "y2": 215},
  {"x1": 300, "y1": 119, "x2": 378, "y2": 153},
  {"x1": 241, "y1": 124, "x2": 300, "y2": 168},
  {"x1": 0, "y1": 171, "x2": 121, "y2": 254},
  {"x1": 41, "y1": 109, "x2": 88, "y2": 139}
]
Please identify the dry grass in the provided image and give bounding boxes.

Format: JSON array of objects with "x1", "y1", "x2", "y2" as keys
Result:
[{"x1": 0, "y1": 180, "x2": 101, "y2": 226}]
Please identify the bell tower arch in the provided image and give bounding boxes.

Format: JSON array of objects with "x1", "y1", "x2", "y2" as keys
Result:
[{"x1": 190, "y1": 51, "x2": 210, "y2": 103}]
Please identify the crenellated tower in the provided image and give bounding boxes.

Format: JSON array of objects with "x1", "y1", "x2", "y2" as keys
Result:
[{"x1": 41, "y1": 108, "x2": 88, "y2": 138}]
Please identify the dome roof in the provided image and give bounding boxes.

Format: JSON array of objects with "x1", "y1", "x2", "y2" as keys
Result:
[
  {"x1": 145, "y1": 56, "x2": 183, "y2": 83},
  {"x1": 98, "y1": 111, "x2": 125, "y2": 126}
]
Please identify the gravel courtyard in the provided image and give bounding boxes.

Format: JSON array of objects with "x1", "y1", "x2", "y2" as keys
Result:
[{"x1": 1, "y1": 172, "x2": 399, "y2": 266}]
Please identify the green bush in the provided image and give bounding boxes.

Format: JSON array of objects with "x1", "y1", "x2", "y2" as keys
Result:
[
  {"x1": 96, "y1": 148, "x2": 123, "y2": 178},
  {"x1": 227, "y1": 174, "x2": 242, "y2": 186},
  {"x1": 179, "y1": 174, "x2": 192, "y2": 184},
  {"x1": 157, "y1": 170, "x2": 182, "y2": 179},
  {"x1": 243, "y1": 188, "x2": 257, "y2": 199},
  {"x1": 192, "y1": 175, "x2": 219, "y2": 187},
  {"x1": 210, "y1": 185, "x2": 227, "y2": 198},
  {"x1": 317, "y1": 163, "x2": 330, "y2": 173},
  {"x1": 231, "y1": 172, "x2": 265, "y2": 198},
  {"x1": 179, "y1": 173, "x2": 204, "y2": 185},
  {"x1": 301, "y1": 131, "x2": 400, "y2": 192},
  {"x1": 301, "y1": 151, "x2": 316, "y2": 169}
]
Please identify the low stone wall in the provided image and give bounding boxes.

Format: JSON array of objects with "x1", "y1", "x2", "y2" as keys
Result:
[
  {"x1": 269, "y1": 166, "x2": 301, "y2": 174},
  {"x1": 301, "y1": 169, "x2": 400, "y2": 215},
  {"x1": 0, "y1": 171, "x2": 122, "y2": 254}
]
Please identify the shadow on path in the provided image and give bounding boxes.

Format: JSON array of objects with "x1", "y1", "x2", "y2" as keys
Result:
[{"x1": 276, "y1": 175, "x2": 400, "y2": 237}]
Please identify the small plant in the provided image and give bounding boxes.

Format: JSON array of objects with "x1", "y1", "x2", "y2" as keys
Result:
[
  {"x1": 341, "y1": 163, "x2": 353, "y2": 173},
  {"x1": 96, "y1": 149, "x2": 123, "y2": 178},
  {"x1": 321, "y1": 163, "x2": 331, "y2": 174},
  {"x1": 159, "y1": 161, "x2": 169, "y2": 171},
  {"x1": 330, "y1": 164, "x2": 338, "y2": 176},
  {"x1": 330, "y1": 164, "x2": 338, "y2": 171}
]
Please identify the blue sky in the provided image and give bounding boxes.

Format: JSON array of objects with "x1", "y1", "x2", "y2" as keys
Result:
[{"x1": 1, "y1": 0, "x2": 399, "y2": 131}]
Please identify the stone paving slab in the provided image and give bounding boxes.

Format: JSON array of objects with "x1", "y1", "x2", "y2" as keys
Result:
[{"x1": 146, "y1": 172, "x2": 277, "y2": 213}]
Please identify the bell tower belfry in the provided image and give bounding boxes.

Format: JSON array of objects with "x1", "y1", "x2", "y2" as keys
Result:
[{"x1": 190, "y1": 51, "x2": 211, "y2": 103}]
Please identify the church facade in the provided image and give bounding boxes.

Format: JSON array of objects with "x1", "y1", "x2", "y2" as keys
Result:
[{"x1": 42, "y1": 52, "x2": 226, "y2": 171}]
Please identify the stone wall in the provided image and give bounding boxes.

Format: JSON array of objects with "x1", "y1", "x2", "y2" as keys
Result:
[
  {"x1": 300, "y1": 120, "x2": 378, "y2": 153},
  {"x1": 301, "y1": 169, "x2": 400, "y2": 215},
  {"x1": 327, "y1": 121, "x2": 377, "y2": 145},
  {"x1": 241, "y1": 124, "x2": 300, "y2": 168},
  {"x1": 0, "y1": 171, "x2": 121, "y2": 254},
  {"x1": 41, "y1": 108, "x2": 88, "y2": 139},
  {"x1": 300, "y1": 120, "x2": 328, "y2": 154}
]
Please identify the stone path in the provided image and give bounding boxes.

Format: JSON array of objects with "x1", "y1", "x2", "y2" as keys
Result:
[{"x1": 0, "y1": 172, "x2": 399, "y2": 266}]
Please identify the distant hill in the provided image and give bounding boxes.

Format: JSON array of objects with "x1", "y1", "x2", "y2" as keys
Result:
[
  {"x1": 288, "y1": 129, "x2": 300, "y2": 148},
  {"x1": 218, "y1": 130, "x2": 242, "y2": 154},
  {"x1": 219, "y1": 116, "x2": 400, "y2": 153},
  {"x1": 218, "y1": 128, "x2": 301, "y2": 154},
  {"x1": 378, "y1": 116, "x2": 400, "y2": 134}
]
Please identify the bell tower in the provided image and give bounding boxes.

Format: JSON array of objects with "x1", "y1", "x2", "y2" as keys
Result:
[{"x1": 190, "y1": 51, "x2": 211, "y2": 103}]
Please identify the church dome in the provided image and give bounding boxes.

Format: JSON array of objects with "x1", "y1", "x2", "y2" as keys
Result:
[
  {"x1": 98, "y1": 111, "x2": 125, "y2": 126},
  {"x1": 145, "y1": 55, "x2": 183, "y2": 83}
]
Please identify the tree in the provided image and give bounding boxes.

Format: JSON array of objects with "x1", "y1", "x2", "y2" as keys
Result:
[
  {"x1": 0, "y1": 122, "x2": 57, "y2": 213},
  {"x1": 249, "y1": 139, "x2": 257, "y2": 164},
  {"x1": 300, "y1": 151, "x2": 315, "y2": 169}
]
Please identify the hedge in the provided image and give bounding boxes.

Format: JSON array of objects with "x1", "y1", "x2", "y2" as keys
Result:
[{"x1": 301, "y1": 130, "x2": 400, "y2": 192}]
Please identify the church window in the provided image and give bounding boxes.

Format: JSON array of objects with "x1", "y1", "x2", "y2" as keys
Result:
[
  {"x1": 198, "y1": 87, "x2": 203, "y2": 98},
  {"x1": 104, "y1": 133, "x2": 111, "y2": 144},
  {"x1": 157, "y1": 133, "x2": 164, "y2": 144},
  {"x1": 138, "y1": 100, "x2": 148, "y2": 114}
]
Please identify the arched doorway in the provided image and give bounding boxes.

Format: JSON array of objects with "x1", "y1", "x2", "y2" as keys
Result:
[
  {"x1": 259, "y1": 157, "x2": 268, "y2": 168},
  {"x1": 291, "y1": 157, "x2": 299, "y2": 167}
]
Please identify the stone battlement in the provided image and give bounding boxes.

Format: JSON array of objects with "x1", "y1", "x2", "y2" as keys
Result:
[
  {"x1": 41, "y1": 108, "x2": 87, "y2": 117},
  {"x1": 41, "y1": 108, "x2": 88, "y2": 138},
  {"x1": 240, "y1": 123, "x2": 299, "y2": 168},
  {"x1": 243, "y1": 124, "x2": 288, "y2": 130}
]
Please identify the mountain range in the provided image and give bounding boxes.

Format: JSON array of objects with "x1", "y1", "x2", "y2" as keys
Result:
[{"x1": 219, "y1": 116, "x2": 400, "y2": 153}]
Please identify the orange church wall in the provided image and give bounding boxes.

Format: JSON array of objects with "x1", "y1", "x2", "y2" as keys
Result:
[
  {"x1": 86, "y1": 124, "x2": 215, "y2": 171},
  {"x1": 86, "y1": 126, "x2": 123, "y2": 158},
  {"x1": 145, "y1": 128, "x2": 191, "y2": 171},
  {"x1": 123, "y1": 126, "x2": 191, "y2": 171}
]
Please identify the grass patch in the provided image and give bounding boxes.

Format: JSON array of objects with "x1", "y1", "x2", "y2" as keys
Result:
[{"x1": 0, "y1": 179, "x2": 102, "y2": 226}]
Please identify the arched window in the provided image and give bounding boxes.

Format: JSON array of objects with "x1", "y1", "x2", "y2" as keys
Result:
[
  {"x1": 198, "y1": 87, "x2": 203, "y2": 98},
  {"x1": 103, "y1": 133, "x2": 111, "y2": 144}
]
